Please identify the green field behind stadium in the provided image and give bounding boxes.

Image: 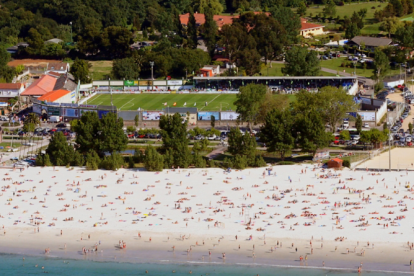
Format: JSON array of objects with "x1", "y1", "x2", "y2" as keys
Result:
[{"x1": 86, "y1": 93, "x2": 296, "y2": 111}]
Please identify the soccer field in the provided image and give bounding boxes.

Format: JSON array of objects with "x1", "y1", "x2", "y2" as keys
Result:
[{"x1": 87, "y1": 93, "x2": 238, "y2": 111}]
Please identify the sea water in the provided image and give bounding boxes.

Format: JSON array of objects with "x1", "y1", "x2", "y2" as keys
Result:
[{"x1": 0, "y1": 253, "x2": 410, "y2": 276}]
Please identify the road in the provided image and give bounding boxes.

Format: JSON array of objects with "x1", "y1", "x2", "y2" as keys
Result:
[{"x1": 1, "y1": 138, "x2": 50, "y2": 164}]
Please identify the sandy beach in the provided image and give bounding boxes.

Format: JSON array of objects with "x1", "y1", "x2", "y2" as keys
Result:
[{"x1": 1, "y1": 164, "x2": 414, "y2": 273}]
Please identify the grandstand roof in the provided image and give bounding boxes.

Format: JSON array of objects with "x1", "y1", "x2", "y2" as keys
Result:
[{"x1": 193, "y1": 76, "x2": 357, "y2": 80}]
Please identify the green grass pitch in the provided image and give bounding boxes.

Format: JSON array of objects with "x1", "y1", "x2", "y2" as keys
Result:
[{"x1": 86, "y1": 93, "x2": 238, "y2": 111}]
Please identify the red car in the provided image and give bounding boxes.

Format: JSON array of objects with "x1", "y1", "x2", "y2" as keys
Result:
[
  {"x1": 127, "y1": 133, "x2": 134, "y2": 138},
  {"x1": 138, "y1": 134, "x2": 145, "y2": 138}
]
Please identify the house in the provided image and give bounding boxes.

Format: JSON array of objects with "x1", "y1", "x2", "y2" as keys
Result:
[
  {"x1": 202, "y1": 65, "x2": 220, "y2": 75},
  {"x1": 212, "y1": 55, "x2": 235, "y2": 69},
  {"x1": 21, "y1": 75, "x2": 57, "y2": 98},
  {"x1": 37, "y1": 89, "x2": 73, "y2": 104},
  {"x1": 327, "y1": 158, "x2": 343, "y2": 168},
  {"x1": 180, "y1": 13, "x2": 238, "y2": 30},
  {"x1": 347, "y1": 36, "x2": 392, "y2": 51},
  {"x1": 6, "y1": 42, "x2": 29, "y2": 54},
  {"x1": 0, "y1": 83, "x2": 25, "y2": 100},
  {"x1": 45, "y1": 62, "x2": 70, "y2": 74},
  {"x1": 300, "y1": 18, "x2": 324, "y2": 37},
  {"x1": 199, "y1": 68, "x2": 214, "y2": 77}
]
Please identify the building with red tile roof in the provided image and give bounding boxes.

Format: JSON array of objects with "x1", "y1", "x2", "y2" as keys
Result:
[
  {"x1": 21, "y1": 75, "x2": 57, "y2": 97},
  {"x1": 37, "y1": 89, "x2": 72, "y2": 103},
  {"x1": 300, "y1": 18, "x2": 324, "y2": 37},
  {"x1": 180, "y1": 13, "x2": 323, "y2": 36}
]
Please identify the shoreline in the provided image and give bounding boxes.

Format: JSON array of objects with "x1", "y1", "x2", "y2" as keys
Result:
[{"x1": 1, "y1": 230, "x2": 414, "y2": 274}]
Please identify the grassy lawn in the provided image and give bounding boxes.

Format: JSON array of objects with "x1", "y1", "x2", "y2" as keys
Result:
[
  {"x1": 302, "y1": 2, "x2": 387, "y2": 35},
  {"x1": 88, "y1": 93, "x2": 239, "y2": 111},
  {"x1": 87, "y1": 93, "x2": 296, "y2": 111},
  {"x1": 0, "y1": 142, "x2": 21, "y2": 152},
  {"x1": 320, "y1": 57, "x2": 401, "y2": 78},
  {"x1": 261, "y1": 63, "x2": 336, "y2": 76},
  {"x1": 89, "y1": 60, "x2": 113, "y2": 80}
]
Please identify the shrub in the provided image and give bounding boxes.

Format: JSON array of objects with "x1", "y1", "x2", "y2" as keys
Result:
[
  {"x1": 71, "y1": 151, "x2": 85, "y2": 166},
  {"x1": 100, "y1": 153, "x2": 125, "y2": 170},
  {"x1": 222, "y1": 157, "x2": 234, "y2": 168},
  {"x1": 86, "y1": 160, "x2": 98, "y2": 170},
  {"x1": 192, "y1": 154, "x2": 206, "y2": 168},
  {"x1": 43, "y1": 154, "x2": 52, "y2": 166},
  {"x1": 127, "y1": 156, "x2": 135, "y2": 168},
  {"x1": 133, "y1": 149, "x2": 144, "y2": 163},
  {"x1": 144, "y1": 145, "x2": 164, "y2": 171},
  {"x1": 252, "y1": 155, "x2": 266, "y2": 167},
  {"x1": 343, "y1": 159, "x2": 350, "y2": 168},
  {"x1": 208, "y1": 159, "x2": 217, "y2": 168},
  {"x1": 85, "y1": 150, "x2": 100, "y2": 170},
  {"x1": 278, "y1": 161, "x2": 295, "y2": 165},
  {"x1": 233, "y1": 155, "x2": 248, "y2": 169}
]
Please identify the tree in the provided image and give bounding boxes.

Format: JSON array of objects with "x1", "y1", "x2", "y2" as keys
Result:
[
  {"x1": 112, "y1": 58, "x2": 140, "y2": 80},
  {"x1": 101, "y1": 26, "x2": 132, "y2": 58},
  {"x1": 269, "y1": 6, "x2": 301, "y2": 44},
  {"x1": 344, "y1": 23, "x2": 360, "y2": 40},
  {"x1": 227, "y1": 127, "x2": 259, "y2": 166},
  {"x1": 144, "y1": 145, "x2": 164, "y2": 171},
  {"x1": 295, "y1": 110, "x2": 333, "y2": 155},
  {"x1": 293, "y1": 88, "x2": 357, "y2": 133},
  {"x1": 203, "y1": 6, "x2": 218, "y2": 57},
  {"x1": 339, "y1": 130, "x2": 350, "y2": 141},
  {"x1": 159, "y1": 113, "x2": 191, "y2": 168},
  {"x1": 210, "y1": 115, "x2": 216, "y2": 128},
  {"x1": 256, "y1": 93, "x2": 289, "y2": 124},
  {"x1": 46, "y1": 131, "x2": 75, "y2": 166},
  {"x1": 0, "y1": 47, "x2": 10, "y2": 69},
  {"x1": 77, "y1": 24, "x2": 102, "y2": 56},
  {"x1": 98, "y1": 112, "x2": 128, "y2": 155},
  {"x1": 234, "y1": 84, "x2": 267, "y2": 131},
  {"x1": 134, "y1": 115, "x2": 139, "y2": 127},
  {"x1": 187, "y1": 8, "x2": 198, "y2": 49},
  {"x1": 282, "y1": 46, "x2": 320, "y2": 76},
  {"x1": 73, "y1": 111, "x2": 101, "y2": 154},
  {"x1": 380, "y1": 17, "x2": 402, "y2": 38},
  {"x1": 355, "y1": 114, "x2": 362, "y2": 134},
  {"x1": 194, "y1": 0, "x2": 223, "y2": 14},
  {"x1": 26, "y1": 28, "x2": 44, "y2": 53},
  {"x1": 323, "y1": 0, "x2": 336, "y2": 18},
  {"x1": 70, "y1": 58, "x2": 91, "y2": 84},
  {"x1": 373, "y1": 48, "x2": 390, "y2": 82},
  {"x1": 297, "y1": 1, "x2": 307, "y2": 16},
  {"x1": 22, "y1": 113, "x2": 40, "y2": 133},
  {"x1": 260, "y1": 109, "x2": 295, "y2": 161}
]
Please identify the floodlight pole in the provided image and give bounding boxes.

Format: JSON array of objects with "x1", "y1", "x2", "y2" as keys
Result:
[
  {"x1": 150, "y1": 61, "x2": 154, "y2": 91},
  {"x1": 70, "y1": 22, "x2": 73, "y2": 43}
]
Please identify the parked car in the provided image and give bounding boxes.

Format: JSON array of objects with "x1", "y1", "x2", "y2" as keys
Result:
[
  {"x1": 363, "y1": 123, "x2": 369, "y2": 128},
  {"x1": 56, "y1": 123, "x2": 70, "y2": 128}
]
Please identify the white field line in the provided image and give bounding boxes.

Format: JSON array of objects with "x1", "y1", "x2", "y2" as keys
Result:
[{"x1": 198, "y1": 94, "x2": 221, "y2": 111}]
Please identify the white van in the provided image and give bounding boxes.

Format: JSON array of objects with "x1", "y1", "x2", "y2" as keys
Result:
[{"x1": 49, "y1": 116, "x2": 61, "y2": 123}]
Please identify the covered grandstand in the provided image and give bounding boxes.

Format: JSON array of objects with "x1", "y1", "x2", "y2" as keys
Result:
[
  {"x1": 89, "y1": 76, "x2": 358, "y2": 95},
  {"x1": 193, "y1": 76, "x2": 358, "y2": 95}
]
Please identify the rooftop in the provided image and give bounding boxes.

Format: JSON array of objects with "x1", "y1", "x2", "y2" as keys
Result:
[
  {"x1": 38, "y1": 89, "x2": 71, "y2": 102},
  {"x1": 21, "y1": 75, "x2": 57, "y2": 96},
  {"x1": 300, "y1": 18, "x2": 324, "y2": 31},
  {"x1": 0, "y1": 83, "x2": 23, "y2": 90},
  {"x1": 350, "y1": 36, "x2": 392, "y2": 47}
]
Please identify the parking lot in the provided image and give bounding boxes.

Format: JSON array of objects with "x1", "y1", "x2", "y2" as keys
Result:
[{"x1": 387, "y1": 92, "x2": 413, "y2": 131}]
